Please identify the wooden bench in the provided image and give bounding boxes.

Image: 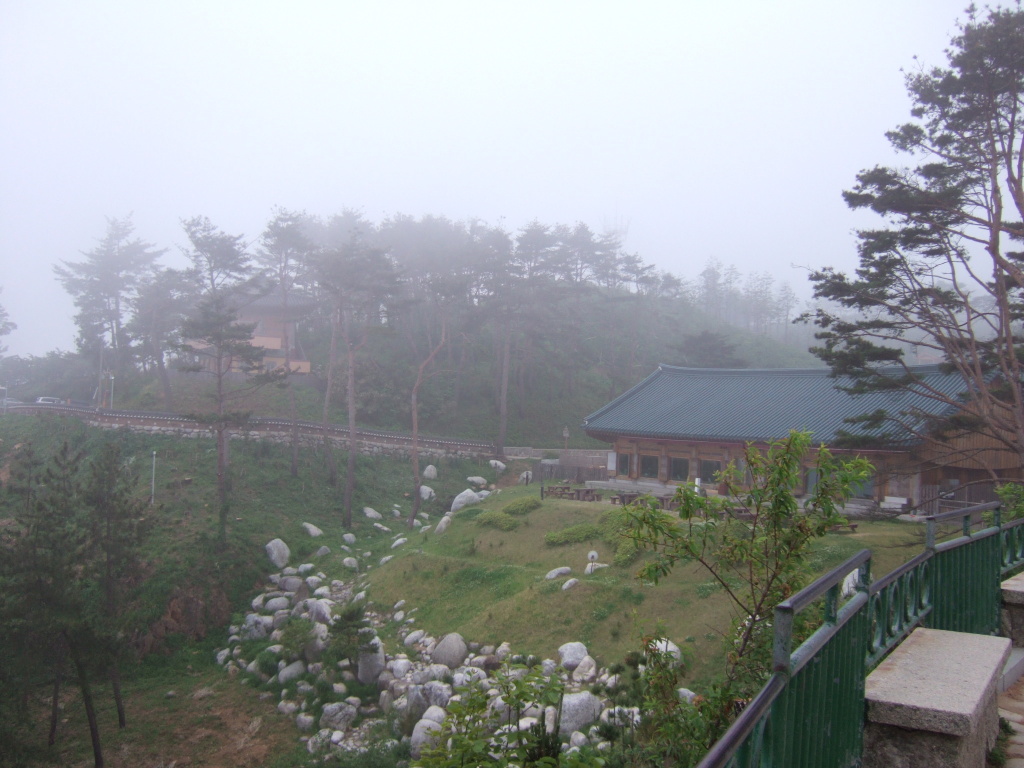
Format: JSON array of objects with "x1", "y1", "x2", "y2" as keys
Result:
[
  {"x1": 862, "y1": 627, "x2": 1009, "y2": 768},
  {"x1": 880, "y1": 495, "x2": 910, "y2": 513}
]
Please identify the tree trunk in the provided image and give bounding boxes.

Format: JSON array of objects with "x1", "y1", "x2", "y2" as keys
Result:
[
  {"x1": 322, "y1": 308, "x2": 340, "y2": 487},
  {"x1": 343, "y1": 309, "x2": 358, "y2": 530},
  {"x1": 153, "y1": 338, "x2": 174, "y2": 410},
  {"x1": 495, "y1": 323, "x2": 512, "y2": 458},
  {"x1": 48, "y1": 640, "x2": 66, "y2": 746},
  {"x1": 68, "y1": 638, "x2": 104, "y2": 768},
  {"x1": 408, "y1": 315, "x2": 447, "y2": 527},
  {"x1": 109, "y1": 661, "x2": 126, "y2": 729}
]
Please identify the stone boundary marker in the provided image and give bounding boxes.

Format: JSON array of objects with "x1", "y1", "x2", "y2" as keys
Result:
[{"x1": 863, "y1": 627, "x2": 1010, "y2": 768}]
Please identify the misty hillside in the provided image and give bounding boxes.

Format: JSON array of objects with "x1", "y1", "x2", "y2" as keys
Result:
[{"x1": 0, "y1": 213, "x2": 818, "y2": 446}]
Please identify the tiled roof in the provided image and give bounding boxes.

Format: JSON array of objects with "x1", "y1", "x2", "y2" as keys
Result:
[{"x1": 582, "y1": 365, "x2": 966, "y2": 447}]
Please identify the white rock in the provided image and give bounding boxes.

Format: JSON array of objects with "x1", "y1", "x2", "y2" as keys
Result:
[
  {"x1": 573, "y1": 655, "x2": 597, "y2": 683},
  {"x1": 558, "y1": 642, "x2": 589, "y2": 671},
  {"x1": 559, "y1": 691, "x2": 603, "y2": 735},
  {"x1": 278, "y1": 699, "x2": 299, "y2": 715},
  {"x1": 489, "y1": 459, "x2": 506, "y2": 473},
  {"x1": 391, "y1": 538, "x2": 408, "y2": 549},
  {"x1": 278, "y1": 660, "x2": 306, "y2": 685},
  {"x1": 562, "y1": 578, "x2": 580, "y2": 590},
  {"x1": 423, "y1": 464, "x2": 437, "y2": 480},
  {"x1": 265, "y1": 538, "x2": 290, "y2": 569},
  {"x1": 410, "y1": 718, "x2": 441, "y2": 758},
  {"x1": 343, "y1": 533, "x2": 357, "y2": 545},
  {"x1": 314, "y1": 545, "x2": 331, "y2": 557},
  {"x1": 434, "y1": 516, "x2": 452, "y2": 535},
  {"x1": 432, "y1": 632, "x2": 468, "y2": 669},
  {"x1": 320, "y1": 701, "x2": 358, "y2": 731},
  {"x1": 451, "y1": 489, "x2": 481, "y2": 513},
  {"x1": 363, "y1": 507, "x2": 383, "y2": 520},
  {"x1": 584, "y1": 562, "x2": 609, "y2": 575},
  {"x1": 373, "y1": 522, "x2": 392, "y2": 532},
  {"x1": 420, "y1": 485, "x2": 436, "y2": 500},
  {"x1": 546, "y1": 566, "x2": 571, "y2": 580},
  {"x1": 518, "y1": 470, "x2": 533, "y2": 484},
  {"x1": 379, "y1": 555, "x2": 394, "y2": 565},
  {"x1": 652, "y1": 638, "x2": 682, "y2": 663},
  {"x1": 295, "y1": 712, "x2": 315, "y2": 731},
  {"x1": 405, "y1": 629, "x2": 426, "y2": 647},
  {"x1": 342, "y1": 557, "x2": 359, "y2": 570},
  {"x1": 301, "y1": 522, "x2": 323, "y2": 537},
  {"x1": 466, "y1": 476, "x2": 487, "y2": 486}
]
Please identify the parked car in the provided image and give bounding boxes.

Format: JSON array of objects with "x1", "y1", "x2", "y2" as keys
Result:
[{"x1": 34, "y1": 396, "x2": 64, "y2": 404}]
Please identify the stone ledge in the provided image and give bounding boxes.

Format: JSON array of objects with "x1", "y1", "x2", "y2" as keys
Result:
[
  {"x1": 1003, "y1": 573, "x2": 1024, "y2": 606},
  {"x1": 865, "y1": 628, "x2": 1010, "y2": 736}
]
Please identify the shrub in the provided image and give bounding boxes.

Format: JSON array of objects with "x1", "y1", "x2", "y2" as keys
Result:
[
  {"x1": 545, "y1": 523, "x2": 601, "y2": 545},
  {"x1": 475, "y1": 511, "x2": 520, "y2": 531},
  {"x1": 503, "y1": 497, "x2": 542, "y2": 516}
]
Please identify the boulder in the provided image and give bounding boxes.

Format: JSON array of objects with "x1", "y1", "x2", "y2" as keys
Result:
[
  {"x1": 423, "y1": 680, "x2": 453, "y2": 708},
  {"x1": 489, "y1": 459, "x2": 506, "y2": 473},
  {"x1": 422, "y1": 704, "x2": 447, "y2": 724},
  {"x1": 545, "y1": 567, "x2": 571, "y2": 580},
  {"x1": 363, "y1": 507, "x2": 383, "y2": 520},
  {"x1": 265, "y1": 538, "x2": 290, "y2": 569},
  {"x1": 314, "y1": 545, "x2": 331, "y2": 558},
  {"x1": 278, "y1": 660, "x2": 306, "y2": 685},
  {"x1": 264, "y1": 596, "x2": 290, "y2": 613},
  {"x1": 379, "y1": 555, "x2": 394, "y2": 565},
  {"x1": 301, "y1": 522, "x2": 323, "y2": 537},
  {"x1": 410, "y1": 717, "x2": 442, "y2": 758},
  {"x1": 423, "y1": 464, "x2": 438, "y2": 480},
  {"x1": 420, "y1": 485, "x2": 436, "y2": 501},
  {"x1": 652, "y1": 638, "x2": 682, "y2": 663},
  {"x1": 451, "y1": 489, "x2": 481, "y2": 513},
  {"x1": 432, "y1": 632, "x2": 469, "y2": 669},
  {"x1": 558, "y1": 642, "x2": 589, "y2": 671},
  {"x1": 466, "y1": 476, "x2": 487, "y2": 486},
  {"x1": 320, "y1": 701, "x2": 357, "y2": 731},
  {"x1": 573, "y1": 655, "x2": 598, "y2": 683},
  {"x1": 342, "y1": 557, "x2": 359, "y2": 570},
  {"x1": 584, "y1": 562, "x2": 609, "y2": 575},
  {"x1": 391, "y1": 538, "x2": 408, "y2": 549},
  {"x1": 343, "y1": 533, "x2": 356, "y2": 545},
  {"x1": 434, "y1": 515, "x2": 452, "y2": 535},
  {"x1": 357, "y1": 638, "x2": 386, "y2": 684},
  {"x1": 404, "y1": 629, "x2": 426, "y2": 647},
  {"x1": 518, "y1": 470, "x2": 533, "y2": 485},
  {"x1": 562, "y1": 578, "x2": 580, "y2": 590},
  {"x1": 295, "y1": 713, "x2": 315, "y2": 731},
  {"x1": 559, "y1": 691, "x2": 603, "y2": 735}
]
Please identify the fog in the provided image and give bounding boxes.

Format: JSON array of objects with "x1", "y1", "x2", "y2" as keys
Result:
[{"x1": 0, "y1": 0, "x2": 972, "y2": 356}]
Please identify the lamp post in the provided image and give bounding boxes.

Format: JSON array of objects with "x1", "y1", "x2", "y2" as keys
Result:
[
  {"x1": 151, "y1": 450, "x2": 156, "y2": 505},
  {"x1": 109, "y1": 374, "x2": 115, "y2": 410}
]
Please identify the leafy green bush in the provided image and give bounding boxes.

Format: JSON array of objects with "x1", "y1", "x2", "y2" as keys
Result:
[
  {"x1": 545, "y1": 522, "x2": 601, "y2": 545},
  {"x1": 503, "y1": 497, "x2": 542, "y2": 516},
  {"x1": 459, "y1": 507, "x2": 485, "y2": 520},
  {"x1": 256, "y1": 649, "x2": 280, "y2": 677},
  {"x1": 475, "y1": 511, "x2": 520, "y2": 531}
]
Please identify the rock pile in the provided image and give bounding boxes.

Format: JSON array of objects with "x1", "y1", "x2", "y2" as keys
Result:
[{"x1": 215, "y1": 535, "x2": 635, "y2": 758}]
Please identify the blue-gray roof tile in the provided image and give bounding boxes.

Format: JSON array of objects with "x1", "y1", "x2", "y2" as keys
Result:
[{"x1": 582, "y1": 365, "x2": 965, "y2": 447}]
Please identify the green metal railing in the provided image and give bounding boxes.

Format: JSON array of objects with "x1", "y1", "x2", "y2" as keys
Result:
[{"x1": 697, "y1": 502, "x2": 1024, "y2": 768}]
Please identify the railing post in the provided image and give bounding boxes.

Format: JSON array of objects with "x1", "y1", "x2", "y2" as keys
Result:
[
  {"x1": 772, "y1": 603, "x2": 794, "y2": 675},
  {"x1": 926, "y1": 517, "x2": 937, "y2": 551}
]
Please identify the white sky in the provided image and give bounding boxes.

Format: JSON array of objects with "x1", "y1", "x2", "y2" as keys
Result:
[{"x1": 0, "y1": 0, "x2": 975, "y2": 356}]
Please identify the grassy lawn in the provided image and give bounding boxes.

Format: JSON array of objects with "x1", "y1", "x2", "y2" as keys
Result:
[{"x1": 367, "y1": 485, "x2": 928, "y2": 687}]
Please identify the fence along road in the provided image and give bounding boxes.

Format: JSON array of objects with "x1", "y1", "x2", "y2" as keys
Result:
[{"x1": 3, "y1": 403, "x2": 496, "y2": 459}]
